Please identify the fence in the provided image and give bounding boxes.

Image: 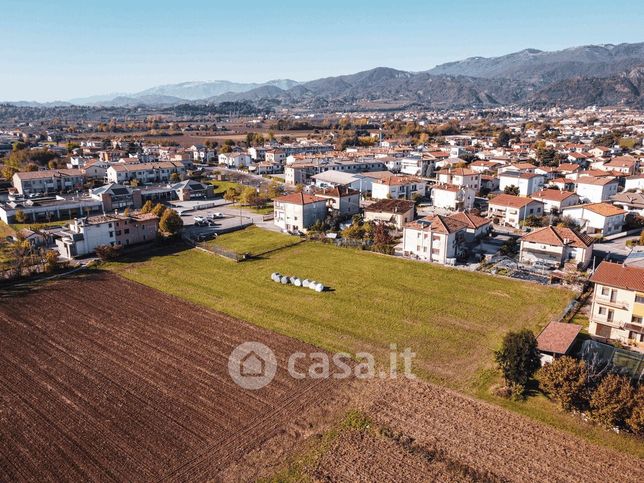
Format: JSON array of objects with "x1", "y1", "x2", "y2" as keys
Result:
[{"x1": 573, "y1": 339, "x2": 644, "y2": 383}]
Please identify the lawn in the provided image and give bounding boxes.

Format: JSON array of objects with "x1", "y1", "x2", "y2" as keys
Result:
[
  {"x1": 209, "y1": 180, "x2": 243, "y2": 196},
  {"x1": 108, "y1": 238, "x2": 573, "y2": 390},
  {"x1": 11, "y1": 219, "x2": 72, "y2": 231},
  {"x1": 207, "y1": 226, "x2": 299, "y2": 256},
  {"x1": 0, "y1": 221, "x2": 15, "y2": 239}
]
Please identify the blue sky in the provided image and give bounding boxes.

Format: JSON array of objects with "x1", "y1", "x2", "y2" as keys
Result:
[{"x1": 1, "y1": 0, "x2": 643, "y2": 101}]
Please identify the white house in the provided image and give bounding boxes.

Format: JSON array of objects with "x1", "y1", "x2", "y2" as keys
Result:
[
  {"x1": 273, "y1": 192, "x2": 327, "y2": 233},
  {"x1": 218, "y1": 152, "x2": 252, "y2": 168},
  {"x1": 529, "y1": 189, "x2": 580, "y2": 214},
  {"x1": 431, "y1": 184, "x2": 475, "y2": 211},
  {"x1": 624, "y1": 174, "x2": 644, "y2": 191},
  {"x1": 106, "y1": 162, "x2": 186, "y2": 185},
  {"x1": 314, "y1": 186, "x2": 361, "y2": 216},
  {"x1": 575, "y1": 176, "x2": 619, "y2": 203},
  {"x1": 498, "y1": 172, "x2": 545, "y2": 196},
  {"x1": 487, "y1": 194, "x2": 544, "y2": 228},
  {"x1": 402, "y1": 215, "x2": 466, "y2": 265},
  {"x1": 561, "y1": 203, "x2": 626, "y2": 236},
  {"x1": 435, "y1": 168, "x2": 481, "y2": 192},
  {"x1": 363, "y1": 199, "x2": 416, "y2": 230},
  {"x1": 519, "y1": 225, "x2": 594, "y2": 269},
  {"x1": 371, "y1": 176, "x2": 427, "y2": 200}
]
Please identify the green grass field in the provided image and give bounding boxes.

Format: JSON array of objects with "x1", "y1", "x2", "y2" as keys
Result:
[
  {"x1": 11, "y1": 219, "x2": 72, "y2": 231},
  {"x1": 109, "y1": 239, "x2": 572, "y2": 390},
  {"x1": 207, "y1": 226, "x2": 299, "y2": 256},
  {"x1": 210, "y1": 180, "x2": 243, "y2": 195}
]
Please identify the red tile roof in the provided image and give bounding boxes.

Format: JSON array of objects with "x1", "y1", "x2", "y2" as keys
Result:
[
  {"x1": 537, "y1": 322, "x2": 582, "y2": 355},
  {"x1": 521, "y1": 226, "x2": 594, "y2": 248},
  {"x1": 489, "y1": 194, "x2": 542, "y2": 209},
  {"x1": 274, "y1": 192, "x2": 325, "y2": 205},
  {"x1": 590, "y1": 262, "x2": 644, "y2": 292}
]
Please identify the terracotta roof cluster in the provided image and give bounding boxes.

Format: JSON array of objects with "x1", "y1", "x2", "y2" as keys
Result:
[
  {"x1": 14, "y1": 169, "x2": 83, "y2": 180},
  {"x1": 576, "y1": 176, "x2": 617, "y2": 186},
  {"x1": 521, "y1": 225, "x2": 594, "y2": 248},
  {"x1": 376, "y1": 175, "x2": 424, "y2": 186},
  {"x1": 590, "y1": 262, "x2": 644, "y2": 292}
]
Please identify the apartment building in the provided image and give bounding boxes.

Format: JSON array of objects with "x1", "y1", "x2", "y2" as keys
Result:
[
  {"x1": 431, "y1": 184, "x2": 475, "y2": 211},
  {"x1": 106, "y1": 162, "x2": 186, "y2": 184},
  {"x1": 402, "y1": 215, "x2": 467, "y2": 265},
  {"x1": 273, "y1": 192, "x2": 328, "y2": 233},
  {"x1": 13, "y1": 169, "x2": 85, "y2": 195},
  {"x1": 498, "y1": 172, "x2": 545, "y2": 196},
  {"x1": 371, "y1": 176, "x2": 427, "y2": 200},
  {"x1": 435, "y1": 167, "x2": 481, "y2": 191},
  {"x1": 588, "y1": 262, "x2": 644, "y2": 347},
  {"x1": 575, "y1": 176, "x2": 619, "y2": 203},
  {"x1": 487, "y1": 194, "x2": 544, "y2": 228},
  {"x1": 56, "y1": 213, "x2": 159, "y2": 258}
]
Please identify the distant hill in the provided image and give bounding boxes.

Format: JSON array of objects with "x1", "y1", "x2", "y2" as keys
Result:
[
  {"x1": 427, "y1": 43, "x2": 644, "y2": 83},
  {"x1": 8, "y1": 42, "x2": 644, "y2": 110}
]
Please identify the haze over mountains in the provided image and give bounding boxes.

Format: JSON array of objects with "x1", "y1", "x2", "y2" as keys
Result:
[{"x1": 9, "y1": 42, "x2": 644, "y2": 109}]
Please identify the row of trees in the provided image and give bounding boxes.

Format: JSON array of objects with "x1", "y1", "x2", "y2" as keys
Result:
[
  {"x1": 494, "y1": 330, "x2": 643, "y2": 435},
  {"x1": 139, "y1": 201, "x2": 183, "y2": 236}
]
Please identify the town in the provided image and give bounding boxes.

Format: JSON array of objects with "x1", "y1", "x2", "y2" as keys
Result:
[{"x1": 1, "y1": 2, "x2": 644, "y2": 480}]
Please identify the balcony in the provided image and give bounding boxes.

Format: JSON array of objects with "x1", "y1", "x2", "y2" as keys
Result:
[{"x1": 595, "y1": 296, "x2": 630, "y2": 311}]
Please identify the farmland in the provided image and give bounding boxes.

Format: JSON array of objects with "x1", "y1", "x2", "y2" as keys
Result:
[
  {"x1": 110, "y1": 240, "x2": 572, "y2": 391},
  {"x1": 207, "y1": 226, "x2": 300, "y2": 256},
  {"x1": 278, "y1": 379, "x2": 644, "y2": 482},
  {"x1": 0, "y1": 273, "x2": 354, "y2": 481}
]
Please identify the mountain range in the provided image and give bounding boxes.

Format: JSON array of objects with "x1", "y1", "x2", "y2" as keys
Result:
[{"x1": 9, "y1": 42, "x2": 644, "y2": 110}]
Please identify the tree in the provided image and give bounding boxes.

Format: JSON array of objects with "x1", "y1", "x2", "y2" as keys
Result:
[
  {"x1": 43, "y1": 250, "x2": 60, "y2": 273},
  {"x1": 140, "y1": 200, "x2": 154, "y2": 214},
  {"x1": 267, "y1": 180, "x2": 284, "y2": 199},
  {"x1": 169, "y1": 172, "x2": 181, "y2": 183},
  {"x1": 224, "y1": 186, "x2": 240, "y2": 202},
  {"x1": 537, "y1": 356, "x2": 589, "y2": 411},
  {"x1": 504, "y1": 185, "x2": 520, "y2": 196},
  {"x1": 372, "y1": 222, "x2": 394, "y2": 254},
  {"x1": 159, "y1": 209, "x2": 183, "y2": 236},
  {"x1": 239, "y1": 186, "x2": 259, "y2": 206},
  {"x1": 494, "y1": 329, "x2": 541, "y2": 396},
  {"x1": 151, "y1": 203, "x2": 167, "y2": 217},
  {"x1": 14, "y1": 209, "x2": 26, "y2": 223},
  {"x1": 626, "y1": 385, "x2": 644, "y2": 435},
  {"x1": 589, "y1": 374, "x2": 634, "y2": 429},
  {"x1": 495, "y1": 130, "x2": 511, "y2": 147}
]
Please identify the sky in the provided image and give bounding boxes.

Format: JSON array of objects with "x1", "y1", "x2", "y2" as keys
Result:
[{"x1": 1, "y1": 0, "x2": 643, "y2": 101}]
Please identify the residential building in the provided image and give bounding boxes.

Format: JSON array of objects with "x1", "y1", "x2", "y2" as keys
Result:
[
  {"x1": 218, "y1": 152, "x2": 252, "y2": 168},
  {"x1": 56, "y1": 213, "x2": 159, "y2": 258},
  {"x1": 498, "y1": 172, "x2": 545, "y2": 196},
  {"x1": 588, "y1": 262, "x2": 644, "y2": 347},
  {"x1": 402, "y1": 215, "x2": 467, "y2": 265},
  {"x1": 611, "y1": 191, "x2": 644, "y2": 214},
  {"x1": 363, "y1": 199, "x2": 415, "y2": 230},
  {"x1": 435, "y1": 168, "x2": 481, "y2": 191},
  {"x1": 431, "y1": 184, "x2": 475, "y2": 211},
  {"x1": 530, "y1": 189, "x2": 580, "y2": 214},
  {"x1": 12, "y1": 169, "x2": 85, "y2": 195},
  {"x1": 575, "y1": 176, "x2": 619, "y2": 203},
  {"x1": 371, "y1": 176, "x2": 426, "y2": 200},
  {"x1": 314, "y1": 186, "x2": 361, "y2": 216},
  {"x1": 561, "y1": 203, "x2": 625, "y2": 236},
  {"x1": 448, "y1": 211, "x2": 492, "y2": 241},
  {"x1": 90, "y1": 183, "x2": 143, "y2": 211},
  {"x1": 273, "y1": 192, "x2": 328, "y2": 233},
  {"x1": 519, "y1": 225, "x2": 594, "y2": 269},
  {"x1": 624, "y1": 174, "x2": 644, "y2": 191},
  {"x1": 106, "y1": 162, "x2": 186, "y2": 185},
  {"x1": 487, "y1": 194, "x2": 544, "y2": 228}
]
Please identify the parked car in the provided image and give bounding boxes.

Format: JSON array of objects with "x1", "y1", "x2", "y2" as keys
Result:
[{"x1": 207, "y1": 212, "x2": 225, "y2": 219}]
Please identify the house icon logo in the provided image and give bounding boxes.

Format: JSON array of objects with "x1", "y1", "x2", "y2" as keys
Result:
[{"x1": 228, "y1": 341, "x2": 277, "y2": 390}]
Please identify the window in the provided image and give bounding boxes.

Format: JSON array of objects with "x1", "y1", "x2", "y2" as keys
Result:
[
  {"x1": 598, "y1": 307, "x2": 606, "y2": 315},
  {"x1": 632, "y1": 316, "x2": 643, "y2": 325},
  {"x1": 109, "y1": 231, "x2": 114, "y2": 237},
  {"x1": 636, "y1": 295, "x2": 644, "y2": 304},
  {"x1": 601, "y1": 287, "x2": 609, "y2": 296}
]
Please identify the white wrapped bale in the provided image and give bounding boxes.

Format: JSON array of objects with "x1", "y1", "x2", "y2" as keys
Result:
[
  {"x1": 280, "y1": 276, "x2": 289, "y2": 284},
  {"x1": 302, "y1": 279, "x2": 310, "y2": 288},
  {"x1": 292, "y1": 278, "x2": 302, "y2": 287},
  {"x1": 315, "y1": 284, "x2": 324, "y2": 292},
  {"x1": 308, "y1": 281, "x2": 318, "y2": 290}
]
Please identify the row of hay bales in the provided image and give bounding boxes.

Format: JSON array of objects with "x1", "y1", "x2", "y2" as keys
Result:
[{"x1": 270, "y1": 273, "x2": 326, "y2": 292}]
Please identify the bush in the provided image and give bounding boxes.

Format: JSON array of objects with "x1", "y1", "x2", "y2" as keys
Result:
[
  {"x1": 14, "y1": 209, "x2": 26, "y2": 223},
  {"x1": 95, "y1": 244, "x2": 123, "y2": 261},
  {"x1": 626, "y1": 385, "x2": 644, "y2": 435},
  {"x1": 537, "y1": 356, "x2": 589, "y2": 411},
  {"x1": 494, "y1": 329, "x2": 541, "y2": 396},
  {"x1": 589, "y1": 374, "x2": 634, "y2": 429}
]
